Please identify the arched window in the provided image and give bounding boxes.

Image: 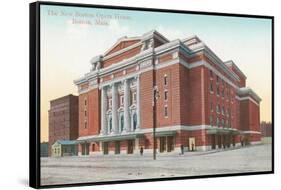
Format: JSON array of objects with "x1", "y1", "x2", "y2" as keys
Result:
[
  {"x1": 120, "y1": 115, "x2": 124, "y2": 131},
  {"x1": 133, "y1": 113, "x2": 137, "y2": 130}
]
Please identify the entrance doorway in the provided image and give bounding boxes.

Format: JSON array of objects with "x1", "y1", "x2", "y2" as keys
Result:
[
  {"x1": 226, "y1": 135, "x2": 231, "y2": 148},
  {"x1": 103, "y1": 142, "x2": 109, "y2": 155},
  {"x1": 127, "y1": 140, "x2": 134, "y2": 154},
  {"x1": 211, "y1": 135, "x2": 216, "y2": 149},
  {"x1": 222, "y1": 135, "x2": 226, "y2": 148},
  {"x1": 188, "y1": 137, "x2": 196, "y2": 151},
  {"x1": 218, "y1": 135, "x2": 222, "y2": 148},
  {"x1": 232, "y1": 136, "x2": 236, "y2": 147},
  {"x1": 81, "y1": 143, "x2": 89, "y2": 155},
  {"x1": 159, "y1": 137, "x2": 166, "y2": 153},
  {"x1": 115, "y1": 141, "x2": 120, "y2": 154},
  {"x1": 167, "y1": 136, "x2": 174, "y2": 152}
]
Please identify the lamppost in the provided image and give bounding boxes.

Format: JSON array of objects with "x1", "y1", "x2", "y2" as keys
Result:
[{"x1": 152, "y1": 80, "x2": 160, "y2": 160}]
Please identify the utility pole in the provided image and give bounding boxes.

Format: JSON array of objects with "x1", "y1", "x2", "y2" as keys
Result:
[{"x1": 152, "y1": 66, "x2": 159, "y2": 160}]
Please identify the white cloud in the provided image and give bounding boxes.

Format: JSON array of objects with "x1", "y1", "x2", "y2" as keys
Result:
[{"x1": 156, "y1": 25, "x2": 190, "y2": 40}]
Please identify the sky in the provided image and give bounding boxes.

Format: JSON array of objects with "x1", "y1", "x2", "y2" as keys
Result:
[{"x1": 40, "y1": 5, "x2": 272, "y2": 142}]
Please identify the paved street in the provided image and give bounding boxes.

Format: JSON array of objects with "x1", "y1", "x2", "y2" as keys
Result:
[{"x1": 41, "y1": 144, "x2": 272, "y2": 186}]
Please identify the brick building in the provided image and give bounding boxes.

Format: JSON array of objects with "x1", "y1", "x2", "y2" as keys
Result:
[
  {"x1": 48, "y1": 94, "x2": 79, "y2": 156},
  {"x1": 260, "y1": 121, "x2": 272, "y2": 137},
  {"x1": 74, "y1": 30, "x2": 261, "y2": 155}
]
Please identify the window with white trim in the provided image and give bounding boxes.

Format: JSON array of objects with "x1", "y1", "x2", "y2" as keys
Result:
[
  {"x1": 209, "y1": 70, "x2": 213, "y2": 78},
  {"x1": 164, "y1": 74, "x2": 168, "y2": 86},
  {"x1": 216, "y1": 104, "x2": 220, "y2": 114},
  {"x1": 210, "y1": 82, "x2": 214, "y2": 93},
  {"x1": 164, "y1": 90, "x2": 168, "y2": 101},
  {"x1": 226, "y1": 108, "x2": 229, "y2": 117},
  {"x1": 164, "y1": 105, "x2": 168, "y2": 117}
]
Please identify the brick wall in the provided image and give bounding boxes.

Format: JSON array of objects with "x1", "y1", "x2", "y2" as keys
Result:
[
  {"x1": 78, "y1": 88, "x2": 101, "y2": 137},
  {"x1": 140, "y1": 70, "x2": 154, "y2": 129}
]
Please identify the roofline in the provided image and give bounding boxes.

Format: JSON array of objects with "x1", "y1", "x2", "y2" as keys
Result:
[
  {"x1": 103, "y1": 36, "x2": 142, "y2": 56},
  {"x1": 225, "y1": 60, "x2": 247, "y2": 79},
  {"x1": 50, "y1": 94, "x2": 77, "y2": 104},
  {"x1": 238, "y1": 87, "x2": 262, "y2": 102}
]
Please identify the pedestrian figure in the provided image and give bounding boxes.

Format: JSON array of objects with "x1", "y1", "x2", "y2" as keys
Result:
[
  {"x1": 140, "y1": 146, "x2": 143, "y2": 156},
  {"x1": 180, "y1": 144, "x2": 184, "y2": 155}
]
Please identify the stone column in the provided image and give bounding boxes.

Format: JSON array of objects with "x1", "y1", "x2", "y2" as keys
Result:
[
  {"x1": 112, "y1": 83, "x2": 118, "y2": 134},
  {"x1": 124, "y1": 79, "x2": 131, "y2": 132},
  {"x1": 101, "y1": 86, "x2": 107, "y2": 135},
  {"x1": 136, "y1": 75, "x2": 141, "y2": 130}
]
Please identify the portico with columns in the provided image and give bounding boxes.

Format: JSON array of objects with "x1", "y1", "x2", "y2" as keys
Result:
[{"x1": 100, "y1": 76, "x2": 141, "y2": 136}]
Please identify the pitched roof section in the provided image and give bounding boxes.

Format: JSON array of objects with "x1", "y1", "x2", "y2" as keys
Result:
[
  {"x1": 103, "y1": 30, "x2": 169, "y2": 57},
  {"x1": 104, "y1": 37, "x2": 141, "y2": 56}
]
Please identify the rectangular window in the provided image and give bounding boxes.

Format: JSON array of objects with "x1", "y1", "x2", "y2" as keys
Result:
[
  {"x1": 164, "y1": 90, "x2": 168, "y2": 101},
  {"x1": 164, "y1": 75, "x2": 168, "y2": 86},
  {"x1": 84, "y1": 121, "x2": 87, "y2": 129},
  {"x1": 84, "y1": 99, "x2": 87, "y2": 105},
  {"x1": 210, "y1": 102, "x2": 213, "y2": 112},
  {"x1": 216, "y1": 105, "x2": 220, "y2": 113},
  {"x1": 216, "y1": 85, "x2": 220, "y2": 96},
  {"x1": 210, "y1": 82, "x2": 214, "y2": 92},
  {"x1": 164, "y1": 106, "x2": 168, "y2": 117},
  {"x1": 209, "y1": 70, "x2": 213, "y2": 78},
  {"x1": 216, "y1": 75, "x2": 220, "y2": 83},
  {"x1": 84, "y1": 110, "x2": 87, "y2": 116},
  {"x1": 210, "y1": 115, "x2": 213, "y2": 126}
]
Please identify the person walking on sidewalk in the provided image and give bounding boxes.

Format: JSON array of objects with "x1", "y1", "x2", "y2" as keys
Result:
[
  {"x1": 180, "y1": 144, "x2": 184, "y2": 155},
  {"x1": 140, "y1": 146, "x2": 144, "y2": 156}
]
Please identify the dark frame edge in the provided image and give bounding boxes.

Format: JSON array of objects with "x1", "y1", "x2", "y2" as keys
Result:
[
  {"x1": 271, "y1": 17, "x2": 275, "y2": 174},
  {"x1": 29, "y1": 1, "x2": 41, "y2": 189}
]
